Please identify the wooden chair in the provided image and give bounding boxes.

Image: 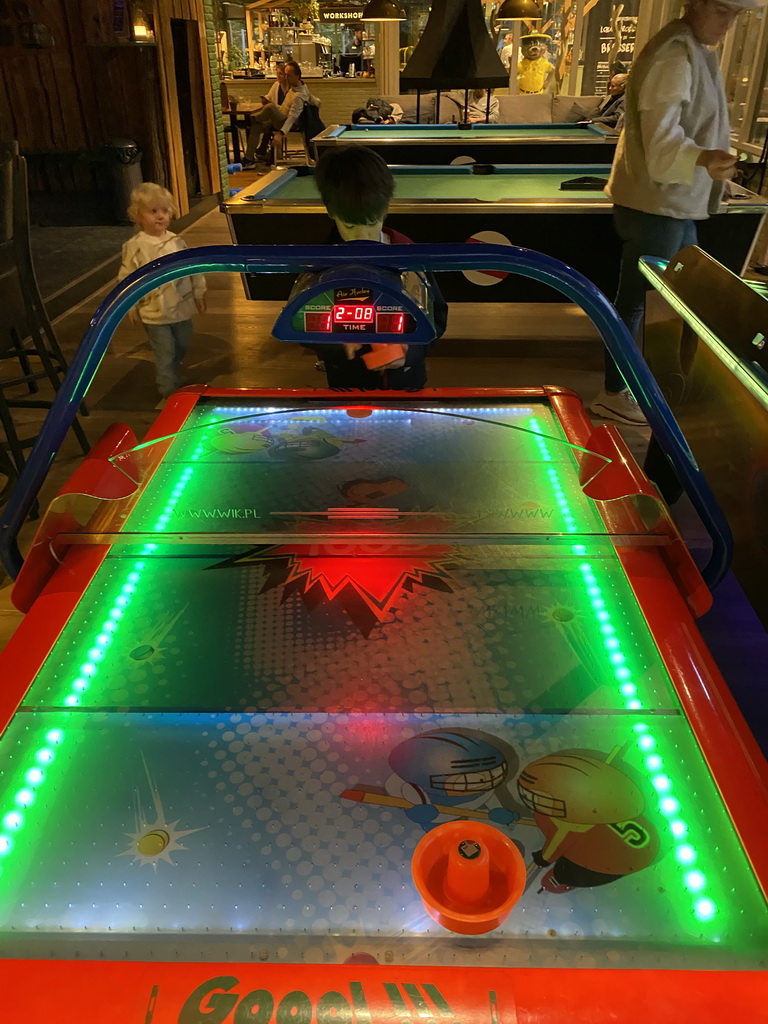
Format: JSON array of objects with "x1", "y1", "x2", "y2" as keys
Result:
[
  {"x1": 277, "y1": 102, "x2": 325, "y2": 166},
  {"x1": 220, "y1": 83, "x2": 250, "y2": 164}
]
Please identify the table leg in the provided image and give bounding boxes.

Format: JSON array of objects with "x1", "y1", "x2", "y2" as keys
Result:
[{"x1": 232, "y1": 111, "x2": 242, "y2": 164}]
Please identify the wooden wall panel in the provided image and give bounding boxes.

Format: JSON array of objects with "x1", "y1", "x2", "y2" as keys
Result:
[{"x1": 0, "y1": 0, "x2": 219, "y2": 210}]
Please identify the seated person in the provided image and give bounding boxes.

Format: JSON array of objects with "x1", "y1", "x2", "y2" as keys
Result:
[
  {"x1": 593, "y1": 72, "x2": 628, "y2": 128},
  {"x1": 263, "y1": 61, "x2": 287, "y2": 106},
  {"x1": 242, "y1": 60, "x2": 319, "y2": 166},
  {"x1": 500, "y1": 32, "x2": 515, "y2": 70},
  {"x1": 518, "y1": 33, "x2": 554, "y2": 95},
  {"x1": 248, "y1": 61, "x2": 286, "y2": 162},
  {"x1": 564, "y1": 73, "x2": 628, "y2": 129},
  {"x1": 310, "y1": 146, "x2": 447, "y2": 390},
  {"x1": 441, "y1": 88, "x2": 499, "y2": 124}
]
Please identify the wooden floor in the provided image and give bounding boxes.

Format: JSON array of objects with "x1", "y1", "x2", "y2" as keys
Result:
[{"x1": 0, "y1": 197, "x2": 649, "y2": 646}]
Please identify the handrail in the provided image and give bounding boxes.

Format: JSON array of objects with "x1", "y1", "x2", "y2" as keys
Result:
[{"x1": 0, "y1": 243, "x2": 732, "y2": 587}]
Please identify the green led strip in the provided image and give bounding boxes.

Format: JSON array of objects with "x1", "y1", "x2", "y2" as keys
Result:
[
  {"x1": 640, "y1": 265, "x2": 768, "y2": 413},
  {"x1": 0, "y1": 415, "x2": 218, "y2": 874},
  {"x1": 527, "y1": 415, "x2": 717, "y2": 925}
]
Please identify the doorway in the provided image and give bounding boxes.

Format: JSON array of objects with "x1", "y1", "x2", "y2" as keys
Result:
[{"x1": 171, "y1": 18, "x2": 200, "y2": 202}]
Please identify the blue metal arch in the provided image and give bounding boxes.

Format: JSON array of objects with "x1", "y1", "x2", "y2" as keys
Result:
[{"x1": 0, "y1": 243, "x2": 732, "y2": 588}]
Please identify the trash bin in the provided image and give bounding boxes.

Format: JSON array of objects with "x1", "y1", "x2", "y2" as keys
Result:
[{"x1": 106, "y1": 138, "x2": 143, "y2": 223}]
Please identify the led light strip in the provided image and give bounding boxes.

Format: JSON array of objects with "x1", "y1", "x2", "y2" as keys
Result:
[
  {"x1": 640, "y1": 266, "x2": 768, "y2": 412},
  {"x1": 0, "y1": 415, "x2": 216, "y2": 873},
  {"x1": 526, "y1": 415, "x2": 717, "y2": 926}
]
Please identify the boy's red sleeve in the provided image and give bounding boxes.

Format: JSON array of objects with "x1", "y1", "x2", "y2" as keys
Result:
[{"x1": 382, "y1": 227, "x2": 414, "y2": 244}]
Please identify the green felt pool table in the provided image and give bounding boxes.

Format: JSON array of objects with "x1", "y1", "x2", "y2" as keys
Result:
[
  {"x1": 222, "y1": 165, "x2": 768, "y2": 304},
  {"x1": 312, "y1": 122, "x2": 620, "y2": 166}
]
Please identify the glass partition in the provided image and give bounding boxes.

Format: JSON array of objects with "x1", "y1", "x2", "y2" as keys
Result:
[
  {"x1": 725, "y1": 6, "x2": 766, "y2": 137},
  {"x1": 748, "y1": 41, "x2": 768, "y2": 148}
]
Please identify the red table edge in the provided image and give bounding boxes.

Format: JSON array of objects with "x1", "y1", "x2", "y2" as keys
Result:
[
  {"x1": 1, "y1": 960, "x2": 766, "y2": 1023},
  {"x1": 2, "y1": 385, "x2": 767, "y2": 896}
]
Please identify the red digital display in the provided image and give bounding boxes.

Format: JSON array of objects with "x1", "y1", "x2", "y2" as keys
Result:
[
  {"x1": 304, "y1": 312, "x2": 332, "y2": 332},
  {"x1": 333, "y1": 305, "x2": 375, "y2": 323},
  {"x1": 376, "y1": 313, "x2": 406, "y2": 334}
]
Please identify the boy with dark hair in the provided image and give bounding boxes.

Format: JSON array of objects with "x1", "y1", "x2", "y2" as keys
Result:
[{"x1": 311, "y1": 146, "x2": 447, "y2": 390}]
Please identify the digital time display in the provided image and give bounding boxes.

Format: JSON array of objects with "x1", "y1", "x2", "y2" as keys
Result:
[
  {"x1": 302, "y1": 307, "x2": 409, "y2": 334},
  {"x1": 333, "y1": 305, "x2": 375, "y2": 323}
]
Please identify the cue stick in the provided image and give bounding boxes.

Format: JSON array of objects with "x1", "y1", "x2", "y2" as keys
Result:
[
  {"x1": 341, "y1": 786, "x2": 534, "y2": 826},
  {"x1": 485, "y1": 89, "x2": 491, "y2": 122},
  {"x1": 464, "y1": 87, "x2": 469, "y2": 124}
]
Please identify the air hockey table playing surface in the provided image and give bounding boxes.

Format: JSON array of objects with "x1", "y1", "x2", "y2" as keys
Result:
[{"x1": 1, "y1": 387, "x2": 767, "y2": 1021}]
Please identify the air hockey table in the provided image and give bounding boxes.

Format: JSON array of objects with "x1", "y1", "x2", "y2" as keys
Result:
[
  {"x1": 311, "y1": 122, "x2": 619, "y2": 166},
  {"x1": 0, "y1": 245, "x2": 767, "y2": 1022},
  {"x1": 222, "y1": 165, "x2": 768, "y2": 304}
]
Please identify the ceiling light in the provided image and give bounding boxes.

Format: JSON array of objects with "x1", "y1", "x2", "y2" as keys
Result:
[
  {"x1": 497, "y1": 0, "x2": 542, "y2": 20},
  {"x1": 362, "y1": 0, "x2": 407, "y2": 21}
]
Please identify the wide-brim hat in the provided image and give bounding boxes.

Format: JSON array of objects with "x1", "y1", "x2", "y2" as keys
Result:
[{"x1": 520, "y1": 33, "x2": 552, "y2": 42}]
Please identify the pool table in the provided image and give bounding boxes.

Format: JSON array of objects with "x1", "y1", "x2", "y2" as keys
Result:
[
  {"x1": 222, "y1": 165, "x2": 768, "y2": 303},
  {"x1": 641, "y1": 245, "x2": 768, "y2": 630},
  {"x1": 312, "y1": 122, "x2": 620, "y2": 166}
]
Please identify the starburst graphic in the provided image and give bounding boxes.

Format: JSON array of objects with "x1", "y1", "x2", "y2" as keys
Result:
[
  {"x1": 120, "y1": 756, "x2": 206, "y2": 869},
  {"x1": 208, "y1": 515, "x2": 459, "y2": 636}
]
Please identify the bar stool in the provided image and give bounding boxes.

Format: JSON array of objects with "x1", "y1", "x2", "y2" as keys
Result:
[{"x1": 0, "y1": 144, "x2": 89, "y2": 514}]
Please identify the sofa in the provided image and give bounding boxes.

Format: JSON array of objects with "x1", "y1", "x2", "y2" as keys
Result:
[{"x1": 383, "y1": 92, "x2": 602, "y2": 126}]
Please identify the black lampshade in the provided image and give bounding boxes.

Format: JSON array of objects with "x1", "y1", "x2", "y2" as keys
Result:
[
  {"x1": 362, "y1": 0, "x2": 406, "y2": 20},
  {"x1": 497, "y1": 0, "x2": 543, "y2": 20},
  {"x1": 401, "y1": 0, "x2": 508, "y2": 91}
]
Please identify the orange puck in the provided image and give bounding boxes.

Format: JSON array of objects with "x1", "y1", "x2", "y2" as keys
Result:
[
  {"x1": 345, "y1": 408, "x2": 373, "y2": 418},
  {"x1": 411, "y1": 821, "x2": 525, "y2": 934}
]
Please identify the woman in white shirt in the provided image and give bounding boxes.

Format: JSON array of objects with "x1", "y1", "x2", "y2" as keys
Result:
[{"x1": 591, "y1": 0, "x2": 759, "y2": 427}]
